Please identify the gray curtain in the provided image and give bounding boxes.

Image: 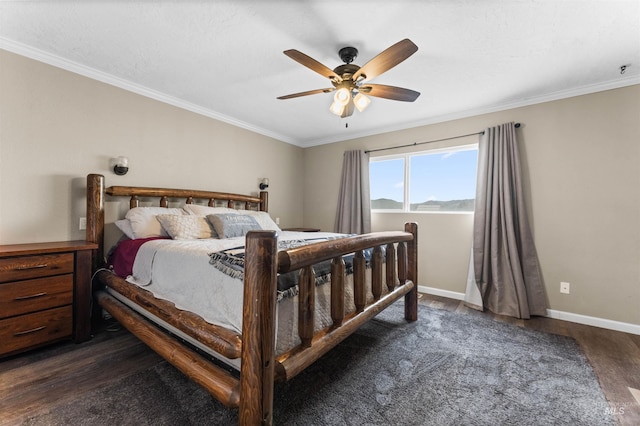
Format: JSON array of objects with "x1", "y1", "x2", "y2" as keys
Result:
[
  {"x1": 468, "y1": 122, "x2": 547, "y2": 318},
  {"x1": 334, "y1": 150, "x2": 371, "y2": 234}
]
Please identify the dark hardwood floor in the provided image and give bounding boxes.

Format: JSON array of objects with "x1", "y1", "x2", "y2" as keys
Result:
[{"x1": 1, "y1": 293, "x2": 638, "y2": 425}]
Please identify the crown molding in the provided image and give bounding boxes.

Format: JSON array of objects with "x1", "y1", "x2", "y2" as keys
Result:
[
  {"x1": 300, "y1": 75, "x2": 640, "y2": 147},
  {"x1": 3, "y1": 37, "x2": 638, "y2": 149},
  {"x1": 0, "y1": 38, "x2": 298, "y2": 146}
]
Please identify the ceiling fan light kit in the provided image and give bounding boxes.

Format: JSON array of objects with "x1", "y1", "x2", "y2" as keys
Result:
[
  {"x1": 278, "y1": 39, "x2": 421, "y2": 118},
  {"x1": 353, "y1": 92, "x2": 371, "y2": 112},
  {"x1": 334, "y1": 87, "x2": 351, "y2": 105},
  {"x1": 330, "y1": 86, "x2": 358, "y2": 117}
]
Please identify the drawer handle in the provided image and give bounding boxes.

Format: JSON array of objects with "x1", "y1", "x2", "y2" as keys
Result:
[
  {"x1": 14, "y1": 292, "x2": 48, "y2": 301},
  {"x1": 14, "y1": 264, "x2": 48, "y2": 271},
  {"x1": 14, "y1": 326, "x2": 47, "y2": 336}
]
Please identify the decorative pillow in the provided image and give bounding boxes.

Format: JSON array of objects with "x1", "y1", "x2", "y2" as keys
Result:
[
  {"x1": 182, "y1": 204, "x2": 236, "y2": 216},
  {"x1": 206, "y1": 213, "x2": 262, "y2": 239},
  {"x1": 156, "y1": 214, "x2": 217, "y2": 240},
  {"x1": 125, "y1": 207, "x2": 185, "y2": 239},
  {"x1": 114, "y1": 219, "x2": 136, "y2": 240},
  {"x1": 236, "y1": 210, "x2": 281, "y2": 231}
]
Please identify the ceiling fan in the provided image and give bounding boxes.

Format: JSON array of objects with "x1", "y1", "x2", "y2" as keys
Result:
[{"x1": 277, "y1": 38, "x2": 420, "y2": 118}]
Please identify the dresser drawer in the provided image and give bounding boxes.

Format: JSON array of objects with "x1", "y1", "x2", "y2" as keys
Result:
[
  {"x1": 0, "y1": 305, "x2": 73, "y2": 356},
  {"x1": 0, "y1": 275, "x2": 73, "y2": 319},
  {"x1": 0, "y1": 253, "x2": 74, "y2": 283}
]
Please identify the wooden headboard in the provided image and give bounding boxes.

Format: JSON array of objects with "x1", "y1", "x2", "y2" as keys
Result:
[{"x1": 86, "y1": 174, "x2": 268, "y2": 270}]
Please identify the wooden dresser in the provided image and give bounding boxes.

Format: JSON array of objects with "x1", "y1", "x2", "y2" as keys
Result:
[{"x1": 0, "y1": 240, "x2": 97, "y2": 357}]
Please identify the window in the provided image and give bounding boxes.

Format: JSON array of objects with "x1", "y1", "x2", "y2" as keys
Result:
[
  {"x1": 369, "y1": 157, "x2": 405, "y2": 210},
  {"x1": 370, "y1": 144, "x2": 478, "y2": 213}
]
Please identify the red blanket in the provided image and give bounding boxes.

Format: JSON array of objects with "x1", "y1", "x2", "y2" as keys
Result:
[{"x1": 108, "y1": 237, "x2": 168, "y2": 277}]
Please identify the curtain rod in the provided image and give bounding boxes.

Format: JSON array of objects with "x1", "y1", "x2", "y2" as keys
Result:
[{"x1": 364, "y1": 122, "x2": 521, "y2": 154}]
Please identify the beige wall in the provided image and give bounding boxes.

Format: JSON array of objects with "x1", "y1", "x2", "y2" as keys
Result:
[
  {"x1": 2, "y1": 49, "x2": 638, "y2": 326},
  {"x1": 0, "y1": 50, "x2": 305, "y2": 246},
  {"x1": 304, "y1": 85, "x2": 640, "y2": 326}
]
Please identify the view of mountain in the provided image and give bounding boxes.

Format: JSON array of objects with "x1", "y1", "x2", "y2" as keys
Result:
[
  {"x1": 371, "y1": 198, "x2": 403, "y2": 209},
  {"x1": 371, "y1": 198, "x2": 474, "y2": 212}
]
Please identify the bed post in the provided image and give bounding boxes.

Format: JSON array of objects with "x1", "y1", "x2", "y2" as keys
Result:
[
  {"x1": 259, "y1": 190, "x2": 268, "y2": 212},
  {"x1": 404, "y1": 222, "x2": 418, "y2": 322},
  {"x1": 240, "y1": 230, "x2": 278, "y2": 426},
  {"x1": 86, "y1": 174, "x2": 105, "y2": 272}
]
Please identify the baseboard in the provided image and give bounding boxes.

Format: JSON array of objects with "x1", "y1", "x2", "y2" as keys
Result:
[
  {"x1": 418, "y1": 285, "x2": 640, "y2": 336},
  {"x1": 545, "y1": 309, "x2": 640, "y2": 336},
  {"x1": 418, "y1": 285, "x2": 465, "y2": 301}
]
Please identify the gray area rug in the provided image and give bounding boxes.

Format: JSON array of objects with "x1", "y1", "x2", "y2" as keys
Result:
[{"x1": 25, "y1": 303, "x2": 614, "y2": 425}]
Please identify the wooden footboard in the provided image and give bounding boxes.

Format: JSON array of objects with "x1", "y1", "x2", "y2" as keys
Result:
[
  {"x1": 239, "y1": 226, "x2": 417, "y2": 425},
  {"x1": 85, "y1": 174, "x2": 418, "y2": 426},
  {"x1": 273, "y1": 226, "x2": 417, "y2": 381}
]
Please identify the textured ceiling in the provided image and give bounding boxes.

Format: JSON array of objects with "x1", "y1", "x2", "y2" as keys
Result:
[{"x1": 1, "y1": 1, "x2": 639, "y2": 147}]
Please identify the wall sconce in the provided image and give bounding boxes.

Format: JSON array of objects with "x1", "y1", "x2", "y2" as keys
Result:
[
  {"x1": 112, "y1": 156, "x2": 129, "y2": 176},
  {"x1": 259, "y1": 178, "x2": 269, "y2": 190}
]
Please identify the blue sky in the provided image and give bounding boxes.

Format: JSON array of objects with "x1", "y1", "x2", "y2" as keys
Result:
[{"x1": 370, "y1": 148, "x2": 478, "y2": 203}]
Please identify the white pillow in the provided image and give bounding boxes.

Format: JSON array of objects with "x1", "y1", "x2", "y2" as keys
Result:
[
  {"x1": 114, "y1": 219, "x2": 135, "y2": 240},
  {"x1": 156, "y1": 214, "x2": 217, "y2": 239},
  {"x1": 182, "y1": 204, "x2": 236, "y2": 216},
  {"x1": 125, "y1": 207, "x2": 185, "y2": 239},
  {"x1": 237, "y1": 210, "x2": 281, "y2": 231}
]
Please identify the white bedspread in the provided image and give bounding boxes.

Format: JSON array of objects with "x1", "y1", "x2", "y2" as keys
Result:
[{"x1": 125, "y1": 231, "x2": 343, "y2": 344}]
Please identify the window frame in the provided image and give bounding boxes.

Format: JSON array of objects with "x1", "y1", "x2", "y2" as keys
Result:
[{"x1": 370, "y1": 143, "x2": 479, "y2": 214}]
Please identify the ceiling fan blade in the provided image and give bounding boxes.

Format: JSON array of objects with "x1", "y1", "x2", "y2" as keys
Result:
[
  {"x1": 352, "y1": 39, "x2": 418, "y2": 82},
  {"x1": 283, "y1": 49, "x2": 341, "y2": 81},
  {"x1": 360, "y1": 84, "x2": 420, "y2": 102},
  {"x1": 277, "y1": 88, "x2": 334, "y2": 100}
]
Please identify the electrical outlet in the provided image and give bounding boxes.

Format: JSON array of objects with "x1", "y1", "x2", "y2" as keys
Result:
[
  {"x1": 560, "y1": 281, "x2": 570, "y2": 294},
  {"x1": 275, "y1": 217, "x2": 280, "y2": 225},
  {"x1": 79, "y1": 217, "x2": 87, "y2": 230}
]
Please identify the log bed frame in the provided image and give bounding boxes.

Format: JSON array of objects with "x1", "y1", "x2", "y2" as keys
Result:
[{"x1": 85, "y1": 173, "x2": 418, "y2": 425}]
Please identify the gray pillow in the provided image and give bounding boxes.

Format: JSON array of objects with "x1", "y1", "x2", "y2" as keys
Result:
[{"x1": 206, "y1": 213, "x2": 262, "y2": 238}]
